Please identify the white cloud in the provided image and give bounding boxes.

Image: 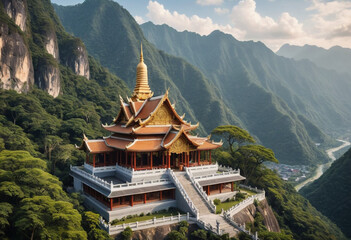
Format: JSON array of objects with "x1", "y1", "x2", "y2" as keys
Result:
[
  {"x1": 134, "y1": 16, "x2": 145, "y2": 24},
  {"x1": 196, "y1": 0, "x2": 223, "y2": 6},
  {"x1": 230, "y1": 0, "x2": 304, "y2": 39},
  {"x1": 146, "y1": 1, "x2": 244, "y2": 38},
  {"x1": 214, "y1": 7, "x2": 229, "y2": 15},
  {"x1": 306, "y1": 0, "x2": 351, "y2": 39}
]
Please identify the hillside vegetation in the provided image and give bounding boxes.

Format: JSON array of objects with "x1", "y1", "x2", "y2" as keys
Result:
[{"x1": 300, "y1": 148, "x2": 351, "y2": 238}]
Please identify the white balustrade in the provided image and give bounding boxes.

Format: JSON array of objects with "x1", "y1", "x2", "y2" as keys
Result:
[
  {"x1": 71, "y1": 165, "x2": 172, "y2": 192},
  {"x1": 100, "y1": 213, "x2": 197, "y2": 234}
]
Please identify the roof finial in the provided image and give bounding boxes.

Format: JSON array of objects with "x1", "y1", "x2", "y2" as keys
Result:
[{"x1": 140, "y1": 42, "x2": 144, "y2": 62}]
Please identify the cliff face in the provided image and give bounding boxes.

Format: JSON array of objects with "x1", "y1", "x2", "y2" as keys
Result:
[
  {"x1": 0, "y1": 0, "x2": 90, "y2": 97},
  {"x1": 59, "y1": 38, "x2": 90, "y2": 79},
  {"x1": 0, "y1": 22, "x2": 34, "y2": 92},
  {"x1": 2, "y1": 0, "x2": 26, "y2": 31},
  {"x1": 233, "y1": 199, "x2": 280, "y2": 233},
  {"x1": 35, "y1": 63, "x2": 60, "y2": 97}
]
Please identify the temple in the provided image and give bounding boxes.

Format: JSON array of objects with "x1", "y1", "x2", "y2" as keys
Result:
[{"x1": 70, "y1": 45, "x2": 246, "y2": 232}]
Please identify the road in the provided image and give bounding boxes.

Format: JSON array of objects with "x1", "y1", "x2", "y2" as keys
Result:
[{"x1": 295, "y1": 139, "x2": 350, "y2": 192}]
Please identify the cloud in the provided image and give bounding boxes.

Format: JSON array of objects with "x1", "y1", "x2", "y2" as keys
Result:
[
  {"x1": 230, "y1": 0, "x2": 304, "y2": 39},
  {"x1": 146, "y1": 1, "x2": 244, "y2": 38},
  {"x1": 134, "y1": 16, "x2": 145, "y2": 24},
  {"x1": 196, "y1": 0, "x2": 223, "y2": 6},
  {"x1": 306, "y1": 0, "x2": 351, "y2": 39},
  {"x1": 214, "y1": 7, "x2": 229, "y2": 15}
]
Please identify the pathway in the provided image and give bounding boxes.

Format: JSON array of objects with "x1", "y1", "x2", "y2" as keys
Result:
[{"x1": 174, "y1": 172, "x2": 239, "y2": 237}]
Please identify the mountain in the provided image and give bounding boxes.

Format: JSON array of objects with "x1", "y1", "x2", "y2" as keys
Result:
[
  {"x1": 300, "y1": 147, "x2": 351, "y2": 238},
  {"x1": 141, "y1": 22, "x2": 351, "y2": 136},
  {"x1": 277, "y1": 44, "x2": 351, "y2": 77},
  {"x1": 53, "y1": 0, "x2": 331, "y2": 166}
]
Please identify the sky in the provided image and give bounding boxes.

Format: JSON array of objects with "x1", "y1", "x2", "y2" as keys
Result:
[{"x1": 52, "y1": 0, "x2": 351, "y2": 51}]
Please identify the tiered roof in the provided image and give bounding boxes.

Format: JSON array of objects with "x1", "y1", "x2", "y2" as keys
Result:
[{"x1": 78, "y1": 44, "x2": 222, "y2": 154}]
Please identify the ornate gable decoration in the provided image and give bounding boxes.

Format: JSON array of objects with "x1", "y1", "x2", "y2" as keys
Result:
[{"x1": 169, "y1": 135, "x2": 197, "y2": 154}]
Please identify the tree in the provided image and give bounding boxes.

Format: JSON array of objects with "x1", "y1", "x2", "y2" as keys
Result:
[
  {"x1": 14, "y1": 196, "x2": 87, "y2": 240},
  {"x1": 0, "y1": 202, "x2": 13, "y2": 237},
  {"x1": 82, "y1": 211, "x2": 111, "y2": 240},
  {"x1": 212, "y1": 125, "x2": 255, "y2": 154},
  {"x1": 44, "y1": 135, "x2": 63, "y2": 174},
  {"x1": 120, "y1": 227, "x2": 133, "y2": 240}
]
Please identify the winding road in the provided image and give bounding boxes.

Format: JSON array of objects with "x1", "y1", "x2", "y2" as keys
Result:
[{"x1": 295, "y1": 139, "x2": 350, "y2": 191}]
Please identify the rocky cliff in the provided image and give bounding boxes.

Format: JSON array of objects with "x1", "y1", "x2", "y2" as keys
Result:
[
  {"x1": 2, "y1": 0, "x2": 26, "y2": 31},
  {"x1": 0, "y1": 0, "x2": 90, "y2": 97},
  {"x1": 233, "y1": 199, "x2": 280, "y2": 233},
  {"x1": 0, "y1": 22, "x2": 34, "y2": 92}
]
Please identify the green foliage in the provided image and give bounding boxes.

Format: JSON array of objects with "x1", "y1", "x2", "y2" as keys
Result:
[
  {"x1": 259, "y1": 231, "x2": 294, "y2": 240},
  {"x1": 167, "y1": 230, "x2": 187, "y2": 240},
  {"x1": 213, "y1": 198, "x2": 221, "y2": 205},
  {"x1": 120, "y1": 227, "x2": 133, "y2": 240},
  {"x1": 82, "y1": 211, "x2": 111, "y2": 240},
  {"x1": 300, "y1": 148, "x2": 351, "y2": 238},
  {"x1": 14, "y1": 196, "x2": 87, "y2": 239},
  {"x1": 191, "y1": 229, "x2": 207, "y2": 240},
  {"x1": 235, "y1": 192, "x2": 245, "y2": 201},
  {"x1": 0, "y1": 151, "x2": 87, "y2": 239}
]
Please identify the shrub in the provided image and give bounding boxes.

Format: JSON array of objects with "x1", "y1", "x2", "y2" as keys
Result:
[
  {"x1": 120, "y1": 227, "x2": 133, "y2": 240},
  {"x1": 167, "y1": 230, "x2": 187, "y2": 240},
  {"x1": 139, "y1": 212, "x2": 144, "y2": 217},
  {"x1": 236, "y1": 192, "x2": 245, "y2": 201},
  {"x1": 191, "y1": 229, "x2": 208, "y2": 240},
  {"x1": 213, "y1": 198, "x2": 221, "y2": 205}
]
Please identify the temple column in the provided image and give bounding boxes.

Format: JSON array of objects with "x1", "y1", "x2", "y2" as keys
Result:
[
  {"x1": 162, "y1": 152, "x2": 165, "y2": 168},
  {"x1": 144, "y1": 193, "x2": 147, "y2": 204},
  {"x1": 187, "y1": 153, "x2": 190, "y2": 168},
  {"x1": 104, "y1": 153, "x2": 106, "y2": 166},
  {"x1": 160, "y1": 191, "x2": 162, "y2": 201},
  {"x1": 207, "y1": 186, "x2": 210, "y2": 196},
  {"x1": 93, "y1": 154, "x2": 96, "y2": 167},
  {"x1": 110, "y1": 198, "x2": 113, "y2": 211},
  {"x1": 86, "y1": 154, "x2": 89, "y2": 164},
  {"x1": 131, "y1": 195, "x2": 134, "y2": 207},
  {"x1": 198, "y1": 151, "x2": 200, "y2": 164},
  {"x1": 231, "y1": 182, "x2": 234, "y2": 192},
  {"x1": 167, "y1": 152, "x2": 171, "y2": 169},
  {"x1": 150, "y1": 152, "x2": 153, "y2": 169},
  {"x1": 220, "y1": 184, "x2": 222, "y2": 193}
]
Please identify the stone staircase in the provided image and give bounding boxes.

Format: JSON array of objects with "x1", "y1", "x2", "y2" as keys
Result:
[
  {"x1": 175, "y1": 172, "x2": 212, "y2": 215},
  {"x1": 174, "y1": 172, "x2": 239, "y2": 237}
]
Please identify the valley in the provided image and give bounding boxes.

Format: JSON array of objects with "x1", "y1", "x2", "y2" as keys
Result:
[{"x1": 295, "y1": 138, "x2": 351, "y2": 191}]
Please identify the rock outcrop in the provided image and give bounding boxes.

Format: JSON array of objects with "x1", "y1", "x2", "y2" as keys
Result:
[
  {"x1": 0, "y1": 23, "x2": 34, "y2": 92},
  {"x1": 233, "y1": 199, "x2": 280, "y2": 232},
  {"x1": 35, "y1": 63, "x2": 60, "y2": 98},
  {"x1": 2, "y1": 0, "x2": 27, "y2": 32},
  {"x1": 44, "y1": 31, "x2": 59, "y2": 60},
  {"x1": 59, "y1": 38, "x2": 90, "y2": 79}
]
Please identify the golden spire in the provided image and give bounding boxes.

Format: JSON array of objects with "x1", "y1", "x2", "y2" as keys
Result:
[{"x1": 131, "y1": 43, "x2": 153, "y2": 101}]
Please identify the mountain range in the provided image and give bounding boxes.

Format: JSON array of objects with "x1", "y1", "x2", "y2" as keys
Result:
[
  {"x1": 52, "y1": 0, "x2": 341, "y2": 166},
  {"x1": 277, "y1": 44, "x2": 351, "y2": 77}
]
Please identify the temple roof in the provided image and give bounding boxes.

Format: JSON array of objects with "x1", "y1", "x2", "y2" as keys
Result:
[{"x1": 77, "y1": 46, "x2": 222, "y2": 154}]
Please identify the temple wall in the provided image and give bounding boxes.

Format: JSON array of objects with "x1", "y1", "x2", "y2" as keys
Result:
[
  {"x1": 73, "y1": 177, "x2": 82, "y2": 192},
  {"x1": 209, "y1": 191, "x2": 237, "y2": 202},
  {"x1": 175, "y1": 188, "x2": 194, "y2": 214}
]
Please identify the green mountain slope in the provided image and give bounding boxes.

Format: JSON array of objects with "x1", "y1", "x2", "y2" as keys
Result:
[
  {"x1": 300, "y1": 147, "x2": 351, "y2": 238},
  {"x1": 53, "y1": 0, "x2": 329, "y2": 165},
  {"x1": 277, "y1": 44, "x2": 351, "y2": 77},
  {"x1": 141, "y1": 22, "x2": 351, "y2": 135}
]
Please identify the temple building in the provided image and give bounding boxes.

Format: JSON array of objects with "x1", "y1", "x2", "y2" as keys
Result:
[{"x1": 70, "y1": 45, "x2": 245, "y2": 228}]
